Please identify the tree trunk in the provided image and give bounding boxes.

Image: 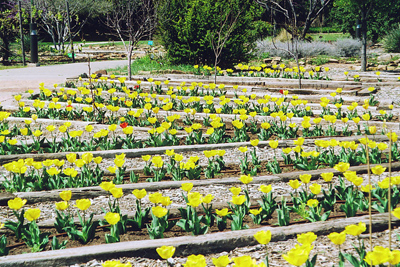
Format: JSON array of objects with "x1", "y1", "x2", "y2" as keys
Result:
[
  {"x1": 361, "y1": 6, "x2": 367, "y2": 71},
  {"x1": 214, "y1": 56, "x2": 218, "y2": 84},
  {"x1": 127, "y1": 47, "x2": 132, "y2": 81},
  {"x1": 1, "y1": 37, "x2": 10, "y2": 65},
  {"x1": 293, "y1": 37, "x2": 302, "y2": 89}
]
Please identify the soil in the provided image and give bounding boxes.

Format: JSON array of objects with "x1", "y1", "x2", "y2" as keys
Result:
[{"x1": 4, "y1": 202, "x2": 377, "y2": 256}]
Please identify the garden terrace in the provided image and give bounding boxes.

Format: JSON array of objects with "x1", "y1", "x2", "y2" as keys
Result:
[{"x1": 0, "y1": 71, "x2": 399, "y2": 267}]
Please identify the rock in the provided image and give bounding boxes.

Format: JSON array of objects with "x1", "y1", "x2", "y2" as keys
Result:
[
  {"x1": 377, "y1": 54, "x2": 392, "y2": 62},
  {"x1": 94, "y1": 70, "x2": 107, "y2": 77},
  {"x1": 377, "y1": 65, "x2": 387, "y2": 70},
  {"x1": 350, "y1": 66, "x2": 361, "y2": 71},
  {"x1": 367, "y1": 67, "x2": 378, "y2": 71},
  {"x1": 263, "y1": 58, "x2": 272, "y2": 64},
  {"x1": 328, "y1": 58, "x2": 339, "y2": 63},
  {"x1": 387, "y1": 66, "x2": 396, "y2": 71},
  {"x1": 272, "y1": 56, "x2": 281, "y2": 62},
  {"x1": 299, "y1": 61, "x2": 305, "y2": 65}
]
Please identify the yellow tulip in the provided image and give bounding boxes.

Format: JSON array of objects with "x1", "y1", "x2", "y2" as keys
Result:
[
  {"x1": 152, "y1": 156, "x2": 164, "y2": 168},
  {"x1": 104, "y1": 212, "x2": 120, "y2": 225},
  {"x1": 59, "y1": 190, "x2": 72, "y2": 201},
  {"x1": 289, "y1": 180, "x2": 301, "y2": 189},
  {"x1": 181, "y1": 183, "x2": 193, "y2": 192},
  {"x1": 230, "y1": 186, "x2": 241, "y2": 195},
  {"x1": 110, "y1": 187, "x2": 123, "y2": 199},
  {"x1": 215, "y1": 208, "x2": 231, "y2": 217},
  {"x1": 297, "y1": 232, "x2": 317, "y2": 245},
  {"x1": 75, "y1": 199, "x2": 91, "y2": 211},
  {"x1": 321, "y1": 172, "x2": 333, "y2": 182},
  {"x1": 184, "y1": 254, "x2": 207, "y2": 267},
  {"x1": 309, "y1": 184, "x2": 321, "y2": 195},
  {"x1": 345, "y1": 222, "x2": 366, "y2": 236},
  {"x1": 132, "y1": 189, "x2": 147, "y2": 199},
  {"x1": 328, "y1": 231, "x2": 346, "y2": 245},
  {"x1": 8, "y1": 197, "x2": 27, "y2": 210},
  {"x1": 156, "y1": 245, "x2": 176, "y2": 260},
  {"x1": 202, "y1": 194, "x2": 214, "y2": 204},
  {"x1": 307, "y1": 199, "x2": 319, "y2": 207},
  {"x1": 149, "y1": 192, "x2": 163, "y2": 204},
  {"x1": 299, "y1": 174, "x2": 311, "y2": 184},
  {"x1": 231, "y1": 195, "x2": 246, "y2": 205},
  {"x1": 151, "y1": 206, "x2": 168, "y2": 218},
  {"x1": 239, "y1": 174, "x2": 253, "y2": 184},
  {"x1": 24, "y1": 208, "x2": 41, "y2": 221},
  {"x1": 392, "y1": 207, "x2": 400, "y2": 219},
  {"x1": 334, "y1": 162, "x2": 350, "y2": 173},
  {"x1": 282, "y1": 244, "x2": 312, "y2": 266},
  {"x1": 238, "y1": 146, "x2": 248, "y2": 153},
  {"x1": 259, "y1": 184, "x2": 272, "y2": 194},
  {"x1": 250, "y1": 139, "x2": 259, "y2": 147},
  {"x1": 371, "y1": 165, "x2": 386, "y2": 175},
  {"x1": 100, "y1": 181, "x2": 115, "y2": 192},
  {"x1": 55, "y1": 201, "x2": 69, "y2": 211},
  {"x1": 254, "y1": 230, "x2": 272, "y2": 245},
  {"x1": 269, "y1": 140, "x2": 279, "y2": 149},
  {"x1": 233, "y1": 255, "x2": 257, "y2": 266},
  {"x1": 212, "y1": 255, "x2": 231, "y2": 267}
]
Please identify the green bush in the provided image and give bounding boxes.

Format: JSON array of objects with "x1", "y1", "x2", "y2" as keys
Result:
[
  {"x1": 383, "y1": 25, "x2": 400, "y2": 53},
  {"x1": 158, "y1": 0, "x2": 266, "y2": 68}
]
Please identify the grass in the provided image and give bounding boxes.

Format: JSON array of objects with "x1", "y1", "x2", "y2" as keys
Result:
[
  {"x1": 0, "y1": 64, "x2": 27, "y2": 71},
  {"x1": 310, "y1": 33, "x2": 351, "y2": 42},
  {"x1": 107, "y1": 55, "x2": 194, "y2": 76}
]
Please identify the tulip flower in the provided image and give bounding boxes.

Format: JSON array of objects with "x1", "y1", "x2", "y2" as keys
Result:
[
  {"x1": 75, "y1": 199, "x2": 91, "y2": 211},
  {"x1": 297, "y1": 232, "x2": 317, "y2": 246},
  {"x1": 8, "y1": 197, "x2": 27, "y2": 210},
  {"x1": 345, "y1": 222, "x2": 366, "y2": 236},
  {"x1": 24, "y1": 208, "x2": 41, "y2": 221},
  {"x1": 328, "y1": 231, "x2": 346, "y2": 245},
  {"x1": 151, "y1": 206, "x2": 168, "y2": 218},
  {"x1": 254, "y1": 230, "x2": 272, "y2": 245},
  {"x1": 132, "y1": 189, "x2": 147, "y2": 199},
  {"x1": 104, "y1": 212, "x2": 120, "y2": 225},
  {"x1": 181, "y1": 182, "x2": 194, "y2": 192},
  {"x1": 282, "y1": 244, "x2": 312, "y2": 266},
  {"x1": 212, "y1": 255, "x2": 231, "y2": 267},
  {"x1": 55, "y1": 201, "x2": 69, "y2": 211},
  {"x1": 321, "y1": 172, "x2": 334, "y2": 182},
  {"x1": 156, "y1": 245, "x2": 176, "y2": 260},
  {"x1": 299, "y1": 174, "x2": 311, "y2": 184}
]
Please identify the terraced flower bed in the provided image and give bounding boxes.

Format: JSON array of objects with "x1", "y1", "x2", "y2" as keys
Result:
[{"x1": 1, "y1": 72, "x2": 400, "y2": 267}]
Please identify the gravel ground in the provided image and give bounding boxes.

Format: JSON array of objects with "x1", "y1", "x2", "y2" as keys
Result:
[{"x1": 68, "y1": 228, "x2": 400, "y2": 267}]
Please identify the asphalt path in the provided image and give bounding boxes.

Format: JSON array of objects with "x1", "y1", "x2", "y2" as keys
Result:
[{"x1": 0, "y1": 60, "x2": 127, "y2": 106}]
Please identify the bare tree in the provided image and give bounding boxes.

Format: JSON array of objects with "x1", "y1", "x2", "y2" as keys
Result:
[
  {"x1": 255, "y1": 0, "x2": 334, "y2": 88},
  {"x1": 104, "y1": 0, "x2": 160, "y2": 80},
  {"x1": 17, "y1": 0, "x2": 105, "y2": 53},
  {"x1": 209, "y1": 2, "x2": 243, "y2": 83}
]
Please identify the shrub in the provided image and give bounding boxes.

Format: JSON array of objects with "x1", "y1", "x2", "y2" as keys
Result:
[
  {"x1": 255, "y1": 38, "x2": 361, "y2": 59},
  {"x1": 158, "y1": 0, "x2": 266, "y2": 67},
  {"x1": 383, "y1": 25, "x2": 400, "y2": 53},
  {"x1": 333, "y1": 39, "x2": 361, "y2": 57}
]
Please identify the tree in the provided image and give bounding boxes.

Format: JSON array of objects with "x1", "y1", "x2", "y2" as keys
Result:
[
  {"x1": 15, "y1": 0, "x2": 109, "y2": 53},
  {"x1": 255, "y1": 0, "x2": 334, "y2": 88},
  {"x1": 0, "y1": 2, "x2": 19, "y2": 65},
  {"x1": 104, "y1": 0, "x2": 160, "y2": 80},
  {"x1": 328, "y1": 0, "x2": 400, "y2": 71},
  {"x1": 158, "y1": 0, "x2": 264, "y2": 68}
]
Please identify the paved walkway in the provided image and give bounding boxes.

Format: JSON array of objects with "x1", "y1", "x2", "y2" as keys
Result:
[{"x1": 0, "y1": 60, "x2": 127, "y2": 106}]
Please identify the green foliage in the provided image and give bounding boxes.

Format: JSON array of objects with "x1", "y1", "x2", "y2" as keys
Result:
[
  {"x1": 383, "y1": 25, "x2": 400, "y2": 52},
  {"x1": 158, "y1": 0, "x2": 265, "y2": 67},
  {"x1": 0, "y1": 2, "x2": 19, "y2": 64},
  {"x1": 328, "y1": 0, "x2": 400, "y2": 42}
]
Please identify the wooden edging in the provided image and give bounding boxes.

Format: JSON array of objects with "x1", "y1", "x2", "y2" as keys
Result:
[
  {"x1": 0, "y1": 213, "x2": 397, "y2": 267},
  {"x1": 2, "y1": 160, "x2": 399, "y2": 206},
  {"x1": 0, "y1": 134, "x2": 391, "y2": 165}
]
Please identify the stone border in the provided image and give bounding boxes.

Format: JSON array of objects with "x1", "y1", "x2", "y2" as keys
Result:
[
  {"x1": 0, "y1": 134, "x2": 391, "y2": 164},
  {"x1": 0, "y1": 213, "x2": 397, "y2": 267},
  {"x1": 1, "y1": 159, "x2": 399, "y2": 206}
]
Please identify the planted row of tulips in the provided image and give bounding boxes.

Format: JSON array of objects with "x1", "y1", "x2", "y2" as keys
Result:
[
  {"x1": 1, "y1": 163, "x2": 400, "y2": 260},
  {"x1": 0, "y1": 103, "x2": 395, "y2": 156},
  {"x1": 2, "y1": 131, "x2": 399, "y2": 192}
]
